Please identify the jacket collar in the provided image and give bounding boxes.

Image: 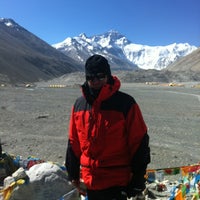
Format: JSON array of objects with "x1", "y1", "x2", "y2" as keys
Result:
[{"x1": 82, "y1": 76, "x2": 121, "y2": 104}]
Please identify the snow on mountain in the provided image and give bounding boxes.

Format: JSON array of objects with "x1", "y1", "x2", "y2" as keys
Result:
[
  {"x1": 0, "y1": 18, "x2": 15, "y2": 27},
  {"x1": 124, "y1": 42, "x2": 197, "y2": 70},
  {"x1": 53, "y1": 30, "x2": 197, "y2": 70}
]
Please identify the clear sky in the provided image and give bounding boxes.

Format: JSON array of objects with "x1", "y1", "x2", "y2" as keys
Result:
[{"x1": 0, "y1": 0, "x2": 200, "y2": 47}]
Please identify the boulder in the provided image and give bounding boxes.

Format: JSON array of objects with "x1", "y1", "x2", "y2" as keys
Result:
[{"x1": 6, "y1": 162, "x2": 78, "y2": 200}]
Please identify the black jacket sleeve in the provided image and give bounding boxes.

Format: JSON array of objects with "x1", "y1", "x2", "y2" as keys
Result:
[
  {"x1": 65, "y1": 140, "x2": 80, "y2": 181},
  {"x1": 130, "y1": 133, "x2": 150, "y2": 189}
]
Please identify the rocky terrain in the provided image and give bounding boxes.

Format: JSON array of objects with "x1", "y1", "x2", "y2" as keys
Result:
[{"x1": 0, "y1": 81, "x2": 199, "y2": 170}]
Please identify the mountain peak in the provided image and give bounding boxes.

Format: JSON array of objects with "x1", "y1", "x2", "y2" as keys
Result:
[
  {"x1": 0, "y1": 18, "x2": 80, "y2": 84},
  {"x1": 0, "y1": 18, "x2": 19, "y2": 28},
  {"x1": 99, "y1": 30, "x2": 128, "y2": 41},
  {"x1": 79, "y1": 33, "x2": 87, "y2": 38},
  {"x1": 53, "y1": 30, "x2": 197, "y2": 70}
]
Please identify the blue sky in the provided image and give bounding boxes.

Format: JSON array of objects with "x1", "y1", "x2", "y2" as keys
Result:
[{"x1": 0, "y1": 0, "x2": 200, "y2": 47}]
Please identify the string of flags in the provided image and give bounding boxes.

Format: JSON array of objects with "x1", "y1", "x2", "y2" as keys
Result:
[
  {"x1": 146, "y1": 163, "x2": 200, "y2": 200},
  {"x1": 1, "y1": 152, "x2": 199, "y2": 200}
]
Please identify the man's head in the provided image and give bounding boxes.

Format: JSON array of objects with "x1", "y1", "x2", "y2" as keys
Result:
[
  {"x1": 85, "y1": 54, "x2": 111, "y2": 76},
  {"x1": 85, "y1": 55, "x2": 111, "y2": 90}
]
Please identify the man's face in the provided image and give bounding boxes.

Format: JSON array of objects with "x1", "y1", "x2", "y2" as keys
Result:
[{"x1": 86, "y1": 73, "x2": 108, "y2": 90}]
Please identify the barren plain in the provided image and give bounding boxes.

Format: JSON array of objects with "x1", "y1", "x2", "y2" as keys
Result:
[{"x1": 0, "y1": 82, "x2": 199, "y2": 171}]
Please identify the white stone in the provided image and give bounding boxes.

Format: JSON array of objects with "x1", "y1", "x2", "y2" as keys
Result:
[
  {"x1": 8, "y1": 162, "x2": 79, "y2": 200},
  {"x1": 12, "y1": 167, "x2": 27, "y2": 180}
]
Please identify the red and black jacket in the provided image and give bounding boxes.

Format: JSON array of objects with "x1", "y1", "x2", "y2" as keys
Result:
[{"x1": 65, "y1": 76, "x2": 150, "y2": 190}]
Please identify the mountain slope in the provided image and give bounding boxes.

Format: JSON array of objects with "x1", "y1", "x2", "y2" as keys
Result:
[
  {"x1": 0, "y1": 18, "x2": 81, "y2": 84},
  {"x1": 165, "y1": 47, "x2": 200, "y2": 72},
  {"x1": 53, "y1": 30, "x2": 197, "y2": 70},
  {"x1": 1, "y1": 18, "x2": 199, "y2": 85}
]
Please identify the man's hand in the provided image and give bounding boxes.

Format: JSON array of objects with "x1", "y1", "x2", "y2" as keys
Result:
[
  {"x1": 71, "y1": 179, "x2": 87, "y2": 196},
  {"x1": 71, "y1": 180, "x2": 80, "y2": 188}
]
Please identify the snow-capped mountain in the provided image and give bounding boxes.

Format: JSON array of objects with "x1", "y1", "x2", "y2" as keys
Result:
[
  {"x1": 53, "y1": 30, "x2": 197, "y2": 70},
  {"x1": 53, "y1": 31, "x2": 138, "y2": 70}
]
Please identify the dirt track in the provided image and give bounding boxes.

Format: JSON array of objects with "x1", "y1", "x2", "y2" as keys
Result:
[{"x1": 0, "y1": 83, "x2": 199, "y2": 170}]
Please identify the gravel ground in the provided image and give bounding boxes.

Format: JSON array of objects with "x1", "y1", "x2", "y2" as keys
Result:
[{"x1": 0, "y1": 82, "x2": 199, "y2": 171}]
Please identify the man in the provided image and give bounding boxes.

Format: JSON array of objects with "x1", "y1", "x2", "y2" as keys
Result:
[{"x1": 65, "y1": 54, "x2": 150, "y2": 200}]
